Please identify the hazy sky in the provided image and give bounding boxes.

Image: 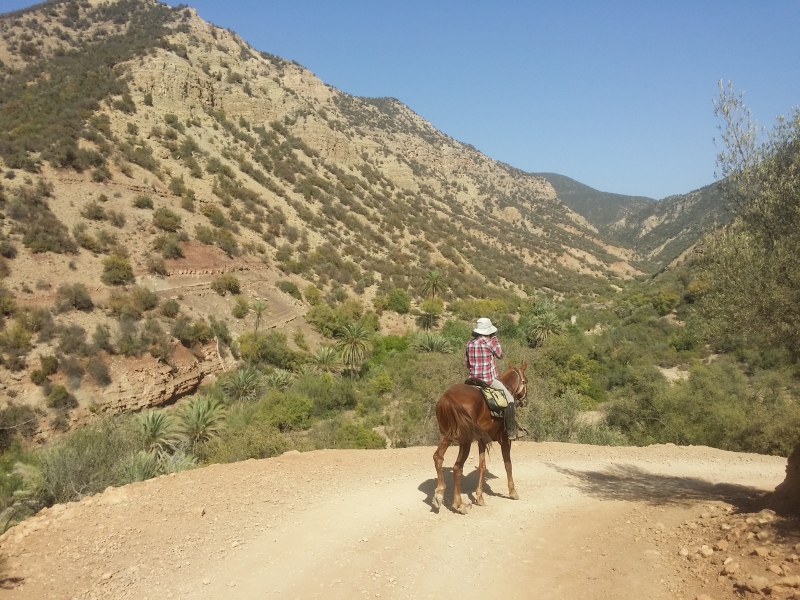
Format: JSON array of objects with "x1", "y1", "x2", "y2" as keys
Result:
[{"x1": 3, "y1": 1, "x2": 800, "y2": 199}]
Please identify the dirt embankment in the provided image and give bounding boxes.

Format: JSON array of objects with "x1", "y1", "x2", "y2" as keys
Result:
[{"x1": 0, "y1": 442, "x2": 795, "y2": 600}]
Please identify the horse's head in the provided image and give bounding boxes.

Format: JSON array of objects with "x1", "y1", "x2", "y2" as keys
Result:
[{"x1": 506, "y1": 361, "x2": 528, "y2": 407}]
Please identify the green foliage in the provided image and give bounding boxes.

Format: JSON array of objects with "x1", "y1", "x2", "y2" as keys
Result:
[
  {"x1": 220, "y1": 368, "x2": 262, "y2": 403},
  {"x1": 152, "y1": 207, "x2": 182, "y2": 232},
  {"x1": 231, "y1": 296, "x2": 250, "y2": 319},
  {"x1": 135, "y1": 410, "x2": 180, "y2": 452},
  {"x1": 161, "y1": 299, "x2": 180, "y2": 319},
  {"x1": 411, "y1": 331, "x2": 453, "y2": 354},
  {"x1": 7, "y1": 181, "x2": 76, "y2": 254},
  {"x1": 37, "y1": 418, "x2": 140, "y2": 504},
  {"x1": 337, "y1": 322, "x2": 372, "y2": 376},
  {"x1": 107, "y1": 286, "x2": 158, "y2": 320},
  {"x1": 0, "y1": 405, "x2": 38, "y2": 453},
  {"x1": 198, "y1": 402, "x2": 289, "y2": 463},
  {"x1": 101, "y1": 255, "x2": 135, "y2": 286},
  {"x1": 178, "y1": 396, "x2": 226, "y2": 451},
  {"x1": 211, "y1": 274, "x2": 241, "y2": 296},
  {"x1": 170, "y1": 315, "x2": 212, "y2": 348},
  {"x1": 523, "y1": 387, "x2": 624, "y2": 445},
  {"x1": 239, "y1": 331, "x2": 301, "y2": 370},
  {"x1": 132, "y1": 195, "x2": 154, "y2": 209},
  {"x1": 46, "y1": 385, "x2": 77, "y2": 410},
  {"x1": 386, "y1": 288, "x2": 411, "y2": 314},
  {"x1": 0, "y1": 1, "x2": 179, "y2": 172},
  {"x1": 260, "y1": 388, "x2": 312, "y2": 431},
  {"x1": 87, "y1": 356, "x2": 112, "y2": 387},
  {"x1": 307, "y1": 418, "x2": 386, "y2": 450},
  {"x1": 55, "y1": 283, "x2": 93, "y2": 312},
  {"x1": 304, "y1": 284, "x2": 322, "y2": 305},
  {"x1": 276, "y1": 280, "x2": 301, "y2": 300},
  {"x1": 701, "y1": 86, "x2": 800, "y2": 359},
  {"x1": 524, "y1": 312, "x2": 566, "y2": 347}
]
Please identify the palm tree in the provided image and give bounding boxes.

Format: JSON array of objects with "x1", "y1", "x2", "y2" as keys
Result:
[
  {"x1": 136, "y1": 410, "x2": 180, "y2": 452},
  {"x1": 307, "y1": 346, "x2": 343, "y2": 375},
  {"x1": 421, "y1": 270, "x2": 446, "y2": 300},
  {"x1": 412, "y1": 331, "x2": 453, "y2": 354},
  {"x1": 178, "y1": 395, "x2": 226, "y2": 451},
  {"x1": 337, "y1": 322, "x2": 372, "y2": 377},
  {"x1": 264, "y1": 368, "x2": 294, "y2": 390},
  {"x1": 526, "y1": 312, "x2": 565, "y2": 347},
  {"x1": 248, "y1": 299, "x2": 268, "y2": 367},
  {"x1": 220, "y1": 367, "x2": 262, "y2": 403}
]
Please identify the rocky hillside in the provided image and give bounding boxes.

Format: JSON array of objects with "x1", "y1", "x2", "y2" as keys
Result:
[
  {"x1": 535, "y1": 172, "x2": 656, "y2": 232},
  {"x1": 606, "y1": 182, "x2": 729, "y2": 267},
  {"x1": 0, "y1": 0, "x2": 666, "y2": 437},
  {"x1": 538, "y1": 173, "x2": 730, "y2": 268}
]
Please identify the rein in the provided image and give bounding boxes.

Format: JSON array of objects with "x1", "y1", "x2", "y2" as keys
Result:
[{"x1": 507, "y1": 367, "x2": 528, "y2": 403}]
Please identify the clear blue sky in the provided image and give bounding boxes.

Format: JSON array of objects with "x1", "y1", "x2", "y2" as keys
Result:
[{"x1": 3, "y1": 1, "x2": 800, "y2": 199}]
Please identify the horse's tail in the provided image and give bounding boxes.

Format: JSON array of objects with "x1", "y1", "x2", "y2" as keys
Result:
[{"x1": 435, "y1": 394, "x2": 492, "y2": 447}]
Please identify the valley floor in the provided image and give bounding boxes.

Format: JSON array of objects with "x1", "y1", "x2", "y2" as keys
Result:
[{"x1": 0, "y1": 443, "x2": 791, "y2": 600}]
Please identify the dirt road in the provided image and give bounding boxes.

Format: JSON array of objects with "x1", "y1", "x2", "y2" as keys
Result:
[{"x1": 0, "y1": 442, "x2": 790, "y2": 600}]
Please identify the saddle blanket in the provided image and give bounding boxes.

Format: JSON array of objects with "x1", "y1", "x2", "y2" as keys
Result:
[{"x1": 465, "y1": 379, "x2": 508, "y2": 419}]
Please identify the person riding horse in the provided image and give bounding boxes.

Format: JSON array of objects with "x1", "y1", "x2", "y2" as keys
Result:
[{"x1": 465, "y1": 317, "x2": 517, "y2": 438}]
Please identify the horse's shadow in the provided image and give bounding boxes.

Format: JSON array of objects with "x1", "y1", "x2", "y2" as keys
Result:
[{"x1": 418, "y1": 468, "x2": 501, "y2": 512}]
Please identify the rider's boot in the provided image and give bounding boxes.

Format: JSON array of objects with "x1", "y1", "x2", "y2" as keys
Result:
[{"x1": 505, "y1": 402, "x2": 518, "y2": 439}]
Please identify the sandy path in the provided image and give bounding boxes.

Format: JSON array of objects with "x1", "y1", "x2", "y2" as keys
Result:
[{"x1": 0, "y1": 442, "x2": 787, "y2": 599}]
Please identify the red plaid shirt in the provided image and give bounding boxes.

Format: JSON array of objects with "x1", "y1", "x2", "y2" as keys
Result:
[{"x1": 465, "y1": 336, "x2": 504, "y2": 384}]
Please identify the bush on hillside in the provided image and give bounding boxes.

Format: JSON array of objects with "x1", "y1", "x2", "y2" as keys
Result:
[
  {"x1": 101, "y1": 255, "x2": 135, "y2": 286},
  {"x1": 211, "y1": 274, "x2": 240, "y2": 296}
]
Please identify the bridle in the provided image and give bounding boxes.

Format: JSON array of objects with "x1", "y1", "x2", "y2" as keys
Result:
[{"x1": 507, "y1": 367, "x2": 528, "y2": 406}]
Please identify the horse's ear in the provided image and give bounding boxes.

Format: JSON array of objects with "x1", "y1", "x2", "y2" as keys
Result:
[
  {"x1": 508, "y1": 360, "x2": 515, "y2": 368},
  {"x1": 520, "y1": 361, "x2": 527, "y2": 372}
]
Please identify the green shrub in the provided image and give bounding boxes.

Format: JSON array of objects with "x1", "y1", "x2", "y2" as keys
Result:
[
  {"x1": 170, "y1": 316, "x2": 212, "y2": 347},
  {"x1": 152, "y1": 207, "x2": 182, "y2": 232},
  {"x1": 231, "y1": 296, "x2": 250, "y2": 319},
  {"x1": 101, "y1": 255, "x2": 135, "y2": 286},
  {"x1": 87, "y1": 356, "x2": 112, "y2": 387},
  {"x1": 261, "y1": 389, "x2": 312, "y2": 431},
  {"x1": 132, "y1": 195, "x2": 153, "y2": 209},
  {"x1": 38, "y1": 418, "x2": 139, "y2": 504},
  {"x1": 40, "y1": 354, "x2": 58, "y2": 376},
  {"x1": 198, "y1": 410, "x2": 289, "y2": 464},
  {"x1": 307, "y1": 418, "x2": 386, "y2": 450},
  {"x1": 55, "y1": 283, "x2": 93, "y2": 312},
  {"x1": 147, "y1": 255, "x2": 168, "y2": 275},
  {"x1": 239, "y1": 331, "x2": 301, "y2": 370},
  {"x1": 0, "y1": 405, "x2": 39, "y2": 452},
  {"x1": 30, "y1": 369, "x2": 48, "y2": 385},
  {"x1": 386, "y1": 288, "x2": 411, "y2": 314},
  {"x1": 304, "y1": 285, "x2": 322, "y2": 305},
  {"x1": 161, "y1": 299, "x2": 180, "y2": 318},
  {"x1": 276, "y1": 280, "x2": 301, "y2": 300},
  {"x1": 154, "y1": 234, "x2": 184, "y2": 259},
  {"x1": 211, "y1": 274, "x2": 240, "y2": 296},
  {"x1": 46, "y1": 385, "x2": 77, "y2": 410}
]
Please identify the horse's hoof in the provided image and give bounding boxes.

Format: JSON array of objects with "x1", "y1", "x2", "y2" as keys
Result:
[
  {"x1": 475, "y1": 496, "x2": 486, "y2": 506},
  {"x1": 432, "y1": 493, "x2": 444, "y2": 509},
  {"x1": 509, "y1": 490, "x2": 520, "y2": 500},
  {"x1": 456, "y1": 502, "x2": 471, "y2": 515}
]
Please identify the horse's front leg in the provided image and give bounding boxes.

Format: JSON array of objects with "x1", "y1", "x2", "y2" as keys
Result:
[
  {"x1": 452, "y1": 442, "x2": 472, "y2": 514},
  {"x1": 432, "y1": 437, "x2": 449, "y2": 509},
  {"x1": 475, "y1": 441, "x2": 487, "y2": 506},
  {"x1": 500, "y1": 434, "x2": 519, "y2": 500}
]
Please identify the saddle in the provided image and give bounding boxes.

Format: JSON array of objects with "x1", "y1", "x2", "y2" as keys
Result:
[{"x1": 465, "y1": 378, "x2": 508, "y2": 419}]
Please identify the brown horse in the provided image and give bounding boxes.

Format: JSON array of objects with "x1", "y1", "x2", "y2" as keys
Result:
[{"x1": 432, "y1": 362, "x2": 528, "y2": 514}]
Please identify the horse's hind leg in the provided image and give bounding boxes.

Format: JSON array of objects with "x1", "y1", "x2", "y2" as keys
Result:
[
  {"x1": 452, "y1": 442, "x2": 472, "y2": 514},
  {"x1": 501, "y1": 435, "x2": 519, "y2": 500},
  {"x1": 432, "y1": 437, "x2": 449, "y2": 509},
  {"x1": 474, "y1": 441, "x2": 487, "y2": 506}
]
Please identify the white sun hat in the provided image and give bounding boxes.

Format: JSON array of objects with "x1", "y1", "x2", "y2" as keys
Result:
[{"x1": 473, "y1": 317, "x2": 497, "y2": 335}]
